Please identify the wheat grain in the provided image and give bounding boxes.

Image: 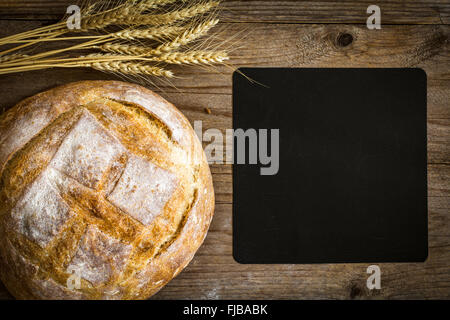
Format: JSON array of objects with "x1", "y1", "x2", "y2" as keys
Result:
[
  {"x1": 149, "y1": 50, "x2": 228, "y2": 64},
  {"x1": 125, "y1": 1, "x2": 219, "y2": 26},
  {"x1": 139, "y1": 0, "x2": 178, "y2": 10},
  {"x1": 0, "y1": 54, "x2": 28, "y2": 63},
  {"x1": 82, "y1": 53, "x2": 123, "y2": 59},
  {"x1": 99, "y1": 43, "x2": 149, "y2": 55},
  {"x1": 86, "y1": 61, "x2": 174, "y2": 77},
  {"x1": 113, "y1": 25, "x2": 184, "y2": 40}
]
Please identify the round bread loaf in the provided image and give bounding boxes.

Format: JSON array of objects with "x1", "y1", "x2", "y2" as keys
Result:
[{"x1": 0, "y1": 81, "x2": 214, "y2": 299}]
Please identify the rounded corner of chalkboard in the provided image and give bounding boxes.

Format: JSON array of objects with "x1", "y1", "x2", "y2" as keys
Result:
[
  {"x1": 232, "y1": 250, "x2": 250, "y2": 265},
  {"x1": 412, "y1": 67, "x2": 427, "y2": 80},
  {"x1": 419, "y1": 247, "x2": 429, "y2": 263}
]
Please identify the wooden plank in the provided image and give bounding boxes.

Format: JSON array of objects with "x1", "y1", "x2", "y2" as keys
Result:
[
  {"x1": 0, "y1": 22, "x2": 449, "y2": 94},
  {"x1": 429, "y1": 119, "x2": 450, "y2": 164},
  {"x1": 221, "y1": 0, "x2": 450, "y2": 25},
  {"x1": 0, "y1": 0, "x2": 449, "y2": 24}
]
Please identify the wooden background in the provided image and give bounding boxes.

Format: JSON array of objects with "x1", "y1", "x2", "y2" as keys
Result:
[{"x1": 0, "y1": 0, "x2": 449, "y2": 299}]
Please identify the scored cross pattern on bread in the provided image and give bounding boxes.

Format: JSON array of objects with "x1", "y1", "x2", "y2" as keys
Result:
[{"x1": 0, "y1": 81, "x2": 214, "y2": 300}]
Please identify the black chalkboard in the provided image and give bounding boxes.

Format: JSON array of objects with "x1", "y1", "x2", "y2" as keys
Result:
[{"x1": 233, "y1": 68, "x2": 428, "y2": 263}]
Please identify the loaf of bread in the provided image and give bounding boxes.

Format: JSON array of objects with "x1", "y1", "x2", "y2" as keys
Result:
[{"x1": 0, "y1": 81, "x2": 214, "y2": 299}]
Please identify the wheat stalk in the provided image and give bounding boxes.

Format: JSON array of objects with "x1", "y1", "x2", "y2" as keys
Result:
[
  {"x1": 10, "y1": 25, "x2": 186, "y2": 44},
  {"x1": 0, "y1": 36, "x2": 112, "y2": 67},
  {"x1": 0, "y1": 54, "x2": 28, "y2": 63},
  {"x1": 0, "y1": 2, "x2": 98, "y2": 46},
  {"x1": 0, "y1": 53, "x2": 143, "y2": 73},
  {"x1": 0, "y1": 55, "x2": 171, "y2": 76}
]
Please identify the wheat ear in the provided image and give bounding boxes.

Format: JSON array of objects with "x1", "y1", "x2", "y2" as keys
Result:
[
  {"x1": 98, "y1": 43, "x2": 148, "y2": 55},
  {"x1": 113, "y1": 25, "x2": 185, "y2": 40},
  {"x1": 85, "y1": 61, "x2": 173, "y2": 77},
  {"x1": 149, "y1": 50, "x2": 229, "y2": 64},
  {"x1": 100, "y1": 19, "x2": 219, "y2": 56},
  {"x1": 138, "y1": 0, "x2": 178, "y2": 10},
  {"x1": 80, "y1": 5, "x2": 133, "y2": 30},
  {"x1": 156, "y1": 18, "x2": 219, "y2": 53},
  {"x1": 125, "y1": 1, "x2": 219, "y2": 26}
]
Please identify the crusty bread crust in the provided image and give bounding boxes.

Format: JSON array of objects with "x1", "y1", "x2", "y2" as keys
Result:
[{"x1": 0, "y1": 81, "x2": 214, "y2": 299}]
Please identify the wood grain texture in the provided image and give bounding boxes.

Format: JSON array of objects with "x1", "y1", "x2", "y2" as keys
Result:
[
  {"x1": 0, "y1": 0, "x2": 449, "y2": 24},
  {"x1": 0, "y1": 1, "x2": 449, "y2": 299}
]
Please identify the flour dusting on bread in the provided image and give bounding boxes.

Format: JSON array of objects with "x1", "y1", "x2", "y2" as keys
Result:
[
  {"x1": 50, "y1": 110, "x2": 127, "y2": 190},
  {"x1": 66, "y1": 225, "x2": 132, "y2": 286},
  {"x1": 108, "y1": 154, "x2": 177, "y2": 226},
  {"x1": 10, "y1": 168, "x2": 74, "y2": 247}
]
